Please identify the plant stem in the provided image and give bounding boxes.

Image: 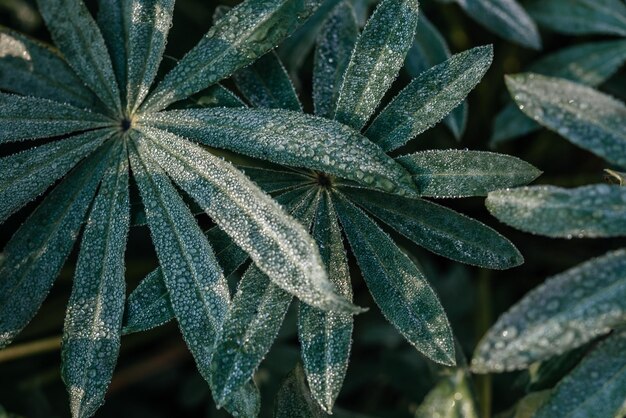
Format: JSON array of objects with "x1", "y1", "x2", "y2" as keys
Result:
[
  {"x1": 476, "y1": 269, "x2": 492, "y2": 418},
  {"x1": 0, "y1": 335, "x2": 61, "y2": 363}
]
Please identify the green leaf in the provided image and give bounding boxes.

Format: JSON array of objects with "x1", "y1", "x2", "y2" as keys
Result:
[
  {"x1": 334, "y1": 0, "x2": 419, "y2": 130},
  {"x1": 0, "y1": 93, "x2": 113, "y2": 143},
  {"x1": 36, "y1": 0, "x2": 122, "y2": 115},
  {"x1": 143, "y1": 108, "x2": 417, "y2": 195},
  {"x1": 414, "y1": 369, "x2": 479, "y2": 418},
  {"x1": 506, "y1": 74, "x2": 626, "y2": 169},
  {"x1": 313, "y1": 1, "x2": 359, "y2": 119},
  {"x1": 366, "y1": 45, "x2": 493, "y2": 152},
  {"x1": 486, "y1": 185, "x2": 626, "y2": 238},
  {"x1": 534, "y1": 330, "x2": 626, "y2": 418},
  {"x1": 136, "y1": 126, "x2": 359, "y2": 313},
  {"x1": 526, "y1": 0, "x2": 626, "y2": 37},
  {"x1": 0, "y1": 143, "x2": 114, "y2": 348},
  {"x1": 233, "y1": 52, "x2": 302, "y2": 111},
  {"x1": 334, "y1": 193, "x2": 455, "y2": 365},
  {"x1": 128, "y1": 137, "x2": 230, "y2": 381},
  {"x1": 405, "y1": 13, "x2": 468, "y2": 140},
  {"x1": 97, "y1": 0, "x2": 127, "y2": 101},
  {"x1": 347, "y1": 188, "x2": 523, "y2": 269},
  {"x1": 193, "y1": 84, "x2": 247, "y2": 108},
  {"x1": 396, "y1": 150, "x2": 541, "y2": 198},
  {"x1": 0, "y1": 27, "x2": 100, "y2": 109},
  {"x1": 491, "y1": 40, "x2": 626, "y2": 145},
  {"x1": 223, "y1": 381, "x2": 261, "y2": 418},
  {"x1": 0, "y1": 129, "x2": 114, "y2": 223},
  {"x1": 61, "y1": 142, "x2": 130, "y2": 418},
  {"x1": 472, "y1": 249, "x2": 626, "y2": 373},
  {"x1": 140, "y1": 0, "x2": 322, "y2": 112},
  {"x1": 527, "y1": 344, "x2": 590, "y2": 391},
  {"x1": 274, "y1": 364, "x2": 328, "y2": 418},
  {"x1": 242, "y1": 166, "x2": 313, "y2": 193},
  {"x1": 299, "y1": 192, "x2": 353, "y2": 413}
]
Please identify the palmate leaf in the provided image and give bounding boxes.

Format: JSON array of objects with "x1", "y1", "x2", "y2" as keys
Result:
[
  {"x1": 142, "y1": 108, "x2": 417, "y2": 195},
  {"x1": 334, "y1": 193, "x2": 455, "y2": 366},
  {"x1": 365, "y1": 45, "x2": 493, "y2": 152},
  {"x1": 334, "y1": 0, "x2": 419, "y2": 131},
  {"x1": 472, "y1": 249, "x2": 626, "y2": 373},
  {"x1": 140, "y1": 0, "x2": 323, "y2": 112},
  {"x1": 0, "y1": 129, "x2": 115, "y2": 223},
  {"x1": 135, "y1": 126, "x2": 358, "y2": 313},
  {"x1": 525, "y1": 0, "x2": 626, "y2": 37},
  {"x1": 492, "y1": 40, "x2": 626, "y2": 145},
  {"x1": 0, "y1": 27, "x2": 100, "y2": 109},
  {"x1": 274, "y1": 364, "x2": 327, "y2": 418},
  {"x1": 346, "y1": 188, "x2": 523, "y2": 269},
  {"x1": 534, "y1": 330, "x2": 626, "y2": 418},
  {"x1": 61, "y1": 142, "x2": 130, "y2": 418},
  {"x1": 397, "y1": 150, "x2": 541, "y2": 198},
  {"x1": 487, "y1": 185, "x2": 626, "y2": 238},
  {"x1": 0, "y1": 143, "x2": 115, "y2": 348},
  {"x1": 36, "y1": 0, "x2": 122, "y2": 115},
  {"x1": 507, "y1": 74, "x2": 626, "y2": 169}
]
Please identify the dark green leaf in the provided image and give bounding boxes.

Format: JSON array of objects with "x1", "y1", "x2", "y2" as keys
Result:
[
  {"x1": 242, "y1": 166, "x2": 313, "y2": 193},
  {"x1": 273, "y1": 364, "x2": 328, "y2": 418},
  {"x1": 526, "y1": 0, "x2": 626, "y2": 36},
  {"x1": 414, "y1": 369, "x2": 479, "y2": 418},
  {"x1": 194, "y1": 84, "x2": 247, "y2": 108}
]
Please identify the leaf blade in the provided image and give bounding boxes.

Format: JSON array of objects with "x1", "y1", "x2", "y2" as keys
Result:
[{"x1": 526, "y1": 0, "x2": 626, "y2": 36}]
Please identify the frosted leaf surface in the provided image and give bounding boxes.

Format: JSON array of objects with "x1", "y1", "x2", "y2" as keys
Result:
[
  {"x1": 334, "y1": 0, "x2": 419, "y2": 131},
  {"x1": 128, "y1": 139, "x2": 230, "y2": 381},
  {"x1": 240, "y1": 166, "x2": 312, "y2": 193},
  {"x1": 223, "y1": 381, "x2": 262, "y2": 418},
  {"x1": 136, "y1": 127, "x2": 358, "y2": 313},
  {"x1": 97, "y1": 0, "x2": 127, "y2": 100},
  {"x1": 0, "y1": 27, "x2": 100, "y2": 109},
  {"x1": 143, "y1": 108, "x2": 417, "y2": 195},
  {"x1": 274, "y1": 364, "x2": 327, "y2": 418},
  {"x1": 299, "y1": 192, "x2": 353, "y2": 413},
  {"x1": 0, "y1": 144, "x2": 114, "y2": 348},
  {"x1": 454, "y1": 0, "x2": 541, "y2": 49},
  {"x1": 36, "y1": 0, "x2": 122, "y2": 114},
  {"x1": 312, "y1": 1, "x2": 358, "y2": 119},
  {"x1": 506, "y1": 74, "x2": 626, "y2": 169},
  {"x1": 366, "y1": 45, "x2": 493, "y2": 152},
  {"x1": 334, "y1": 193, "x2": 455, "y2": 366},
  {"x1": 61, "y1": 143, "x2": 130, "y2": 418},
  {"x1": 347, "y1": 188, "x2": 523, "y2": 269},
  {"x1": 472, "y1": 249, "x2": 626, "y2": 373},
  {"x1": 141, "y1": 0, "x2": 322, "y2": 112},
  {"x1": 0, "y1": 93, "x2": 113, "y2": 143},
  {"x1": 397, "y1": 150, "x2": 541, "y2": 198},
  {"x1": 0, "y1": 129, "x2": 114, "y2": 223},
  {"x1": 487, "y1": 185, "x2": 626, "y2": 238}
]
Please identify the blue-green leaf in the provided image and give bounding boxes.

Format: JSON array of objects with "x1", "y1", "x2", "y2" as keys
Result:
[
  {"x1": 97, "y1": 0, "x2": 126, "y2": 100},
  {"x1": 36, "y1": 0, "x2": 122, "y2": 115},
  {"x1": 526, "y1": 0, "x2": 626, "y2": 37},
  {"x1": 242, "y1": 166, "x2": 313, "y2": 193},
  {"x1": 414, "y1": 369, "x2": 479, "y2": 418},
  {"x1": 486, "y1": 185, "x2": 626, "y2": 238},
  {"x1": 334, "y1": 0, "x2": 419, "y2": 130},
  {"x1": 366, "y1": 45, "x2": 493, "y2": 152},
  {"x1": 347, "y1": 188, "x2": 523, "y2": 269},
  {"x1": 396, "y1": 150, "x2": 541, "y2": 198},
  {"x1": 506, "y1": 74, "x2": 626, "y2": 169},
  {"x1": 274, "y1": 364, "x2": 328, "y2": 418},
  {"x1": 224, "y1": 381, "x2": 262, "y2": 418},
  {"x1": 472, "y1": 249, "x2": 626, "y2": 373},
  {"x1": 0, "y1": 143, "x2": 114, "y2": 348},
  {"x1": 313, "y1": 1, "x2": 359, "y2": 119},
  {"x1": 0, "y1": 129, "x2": 114, "y2": 223},
  {"x1": 142, "y1": 108, "x2": 417, "y2": 195},
  {"x1": 61, "y1": 143, "x2": 130, "y2": 418},
  {"x1": 334, "y1": 193, "x2": 455, "y2": 365},
  {"x1": 193, "y1": 84, "x2": 247, "y2": 109}
]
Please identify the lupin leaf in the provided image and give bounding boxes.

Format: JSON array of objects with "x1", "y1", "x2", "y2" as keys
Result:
[
  {"x1": 472, "y1": 249, "x2": 626, "y2": 373},
  {"x1": 140, "y1": 0, "x2": 322, "y2": 112},
  {"x1": 0, "y1": 144, "x2": 114, "y2": 348},
  {"x1": 241, "y1": 166, "x2": 313, "y2": 193},
  {"x1": 313, "y1": 1, "x2": 359, "y2": 119},
  {"x1": 486, "y1": 185, "x2": 626, "y2": 238},
  {"x1": 36, "y1": 0, "x2": 122, "y2": 115},
  {"x1": 334, "y1": 0, "x2": 419, "y2": 130},
  {"x1": 299, "y1": 192, "x2": 354, "y2": 413},
  {"x1": 128, "y1": 138, "x2": 231, "y2": 381},
  {"x1": 346, "y1": 188, "x2": 523, "y2": 269},
  {"x1": 136, "y1": 126, "x2": 359, "y2": 313},
  {"x1": 194, "y1": 84, "x2": 247, "y2": 108},
  {"x1": 0, "y1": 27, "x2": 100, "y2": 109},
  {"x1": 61, "y1": 143, "x2": 130, "y2": 418},
  {"x1": 334, "y1": 193, "x2": 455, "y2": 366},
  {"x1": 366, "y1": 45, "x2": 493, "y2": 152},
  {"x1": 274, "y1": 364, "x2": 328, "y2": 418},
  {"x1": 0, "y1": 129, "x2": 115, "y2": 223},
  {"x1": 142, "y1": 108, "x2": 417, "y2": 195},
  {"x1": 224, "y1": 381, "x2": 262, "y2": 418},
  {"x1": 97, "y1": 0, "x2": 127, "y2": 100},
  {"x1": 396, "y1": 150, "x2": 541, "y2": 198},
  {"x1": 506, "y1": 74, "x2": 626, "y2": 169}
]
